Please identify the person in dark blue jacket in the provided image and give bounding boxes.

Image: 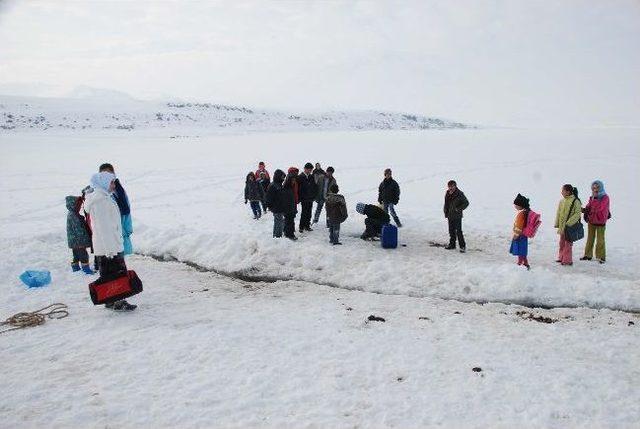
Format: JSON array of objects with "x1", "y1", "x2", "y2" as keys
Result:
[{"x1": 265, "y1": 169, "x2": 288, "y2": 238}]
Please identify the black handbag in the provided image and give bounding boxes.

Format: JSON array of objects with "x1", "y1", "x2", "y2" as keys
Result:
[{"x1": 564, "y1": 198, "x2": 584, "y2": 242}]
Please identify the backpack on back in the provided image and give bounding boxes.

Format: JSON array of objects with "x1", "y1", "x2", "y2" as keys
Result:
[{"x1": 522, "y1": 210, "x2": 541, "y2": 238}]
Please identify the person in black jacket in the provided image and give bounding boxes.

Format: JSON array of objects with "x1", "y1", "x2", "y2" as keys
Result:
[
  {"x1": 356, "y1": 202, "x2": 390, "y2": 240},
  {"x1": 244, "y1": 172, "x2": 265, "y2": 219},
  {"x1": 444, "y1": 180, "x2": 470, "y2": 252},
  {"x1": 257, "y1": 171, "x2": 270, "y2": 212},
  {"x1": 265, "y1": 169, "x2": 290, "y2": 238},
  {"x1": 378, "y1": 168, "x2": 402, "y2": 227},
  {"x1": 282, "y1": 171, "x2": 299, "y2": 240},
  {"x1": 298, "y1": 162, "x2": 318, "y2": 233}
]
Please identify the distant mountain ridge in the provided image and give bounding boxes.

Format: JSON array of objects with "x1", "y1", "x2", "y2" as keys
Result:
[{"x1": 0, "y1": 95, "x2": 471, "y2": 134}]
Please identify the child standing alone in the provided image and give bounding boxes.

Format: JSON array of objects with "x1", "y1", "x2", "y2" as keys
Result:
[
  {"x1": 66, "y1": 195, "x2": 95, "y2": 274},
  {"x1": 509, "y1": 193, "x2": 531, "y2": 270}
]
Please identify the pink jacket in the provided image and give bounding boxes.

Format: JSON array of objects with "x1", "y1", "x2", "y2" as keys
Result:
[{"x1": 585, "y1": 195, "x2": 610, "y2": 226}]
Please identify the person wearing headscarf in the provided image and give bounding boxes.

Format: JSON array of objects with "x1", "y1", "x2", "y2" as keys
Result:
[
  {"x1": 581, "y1": 180, "x2": 610, "y2": 263},
  {"x1": 84, "y1": 171, "x2": 137, "y2": 311},
  {"x1": 554, "y1": 184, "x2": 582, "y2": 266}
]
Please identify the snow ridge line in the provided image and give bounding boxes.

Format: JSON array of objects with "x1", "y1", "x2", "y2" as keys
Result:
[{"x1": 136, "y1": 252, "x2": 640, "y2": 314}]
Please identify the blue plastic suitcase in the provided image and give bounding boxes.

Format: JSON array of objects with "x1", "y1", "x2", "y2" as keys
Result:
[{"x1": 381, "y1": 224, "x2": 398, "y2": 249}]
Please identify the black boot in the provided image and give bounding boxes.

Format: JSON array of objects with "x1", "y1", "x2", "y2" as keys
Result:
[{"x1": 111, "y1": 300, "x2": 137, "y2": 311}]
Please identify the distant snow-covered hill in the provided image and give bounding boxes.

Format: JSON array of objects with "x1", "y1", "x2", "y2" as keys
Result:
[{"x1": 0, "y1": 95, "x2": 470, "y2": 134}]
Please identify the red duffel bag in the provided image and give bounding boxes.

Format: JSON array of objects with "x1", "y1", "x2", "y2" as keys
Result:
[{"x1": 89, "y1": 270, "x2": 143, "y2": 305}]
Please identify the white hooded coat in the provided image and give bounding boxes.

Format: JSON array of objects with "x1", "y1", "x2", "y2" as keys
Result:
[{"x1": 84, "y1": 173, "x2": 123, "y2": 257}]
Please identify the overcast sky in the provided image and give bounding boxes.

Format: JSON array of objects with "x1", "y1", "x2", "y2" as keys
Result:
[{"x1": 0, "y1": 0, "x2": 638, "y2": 127}]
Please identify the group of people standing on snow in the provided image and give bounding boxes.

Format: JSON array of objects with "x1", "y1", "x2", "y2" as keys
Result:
[
  {"x1": 245, "y1": 163, "x2": 612, "y2": 270},
  {"x1": 245, "y1": 162, "x2": 404, "y2": 245},
  {"x1": 508, "y1": 180, "x2": 611, "y2": 270},
  {"x1": 66, "y1": 163, "x2": 137, "y2": 311}
]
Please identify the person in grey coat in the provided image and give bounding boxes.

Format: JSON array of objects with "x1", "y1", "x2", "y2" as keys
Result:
[{"x1": 313, "y1": 166, "x2": 337, "y2": 226}]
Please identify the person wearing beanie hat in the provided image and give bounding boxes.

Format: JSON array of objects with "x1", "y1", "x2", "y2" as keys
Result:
[
  {"x1": 297, "y1": 163, "x2": 318, "y2": 233},
  {"x1": 377, "y1": 168, "x2": 402, "y2": 227},
  {"x1": 510, "y1": 193, "x2": 532, "y2": 270},
  {"x1": 356, "y1": 202, "x2": 390, "y2": 240},
  {"x1": 581, "y1": 180, "x2": 610, "y2": 263}
]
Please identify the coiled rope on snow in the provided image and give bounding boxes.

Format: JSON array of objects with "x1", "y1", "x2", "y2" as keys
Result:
[{"x1": 0, "y1": 303, "x2": 69, "y2": 335}]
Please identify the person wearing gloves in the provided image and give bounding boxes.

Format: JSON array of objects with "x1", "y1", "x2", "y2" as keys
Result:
[
  {"x1": 554, "y1": 184, "x2": 582, "y2": 266},
  {"x1": 581, "y1": 180, "x2": 611, "y2": 263},
  {"x1": 356, "y1": 202, "x2": 390, "y2": 240},
  {"x1": 84, "y1": 172, "x2": 137, "y2": 311}
]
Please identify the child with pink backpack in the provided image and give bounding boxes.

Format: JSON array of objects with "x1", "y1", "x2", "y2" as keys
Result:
[{"x1": 509, "y1": 193, "x2": 541, "y2": 270}]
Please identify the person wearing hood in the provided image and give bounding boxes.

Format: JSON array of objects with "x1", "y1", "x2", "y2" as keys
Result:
[
  {"x1": 581, "y1": 180, "x2": 610, "y2": 263},
  {"x1": 84, "y1": 172, "x2": 137, "y2": 311},
  {"x1": 298, "y1": 162, "x2": 318, "y2": 233},
  {"x1": 265, "y1": 169, "x2": 288, "y2": 238},
  {"x1": 509, "y1": 193, "x2": 531, "y2": 270},
  {"x1": 313, "y1": 166, "x2": 337, "y2": 226},
  {"x1": 554, "y1": 184, "x2": 582, "y2": 266},
  {"x1": 99, "y1": 163, "x2": 133, "y2": 256},
  {"x1": 356, "y1": 202, "x2": 390, "y2": 240},
  {"x1": 283, "y1": 170, "x2": 300, "y2": 240},
  {"x1": 244, "y1": 172, "x2": 265, "y2": 220},
  {"x1": 378, "y1": 168, "x2": 402, "y2": 227},
  {"x1": 66, "y1": 194, "x2": 95, "y2": 274}
]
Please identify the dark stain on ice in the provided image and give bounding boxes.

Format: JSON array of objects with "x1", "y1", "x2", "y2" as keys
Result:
[
  {"x1": 516, "y1": 310, "x2": 558, "y2": 324},
  {"x1": 367, "y1": 315, "x2": 386, "y2": 322},
  {"x1": 472, "y1": 367, "x2": 482, "y2": 372}
]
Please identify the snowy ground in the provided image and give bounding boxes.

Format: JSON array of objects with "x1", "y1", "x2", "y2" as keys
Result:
[{"x1": 1, "y1": 128, "x2": 639, "y2": 427}]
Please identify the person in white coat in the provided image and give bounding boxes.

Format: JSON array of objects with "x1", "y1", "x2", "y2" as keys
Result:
[{"x1": 84, "y1": 172, "x2": 137, "y2": 311}]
